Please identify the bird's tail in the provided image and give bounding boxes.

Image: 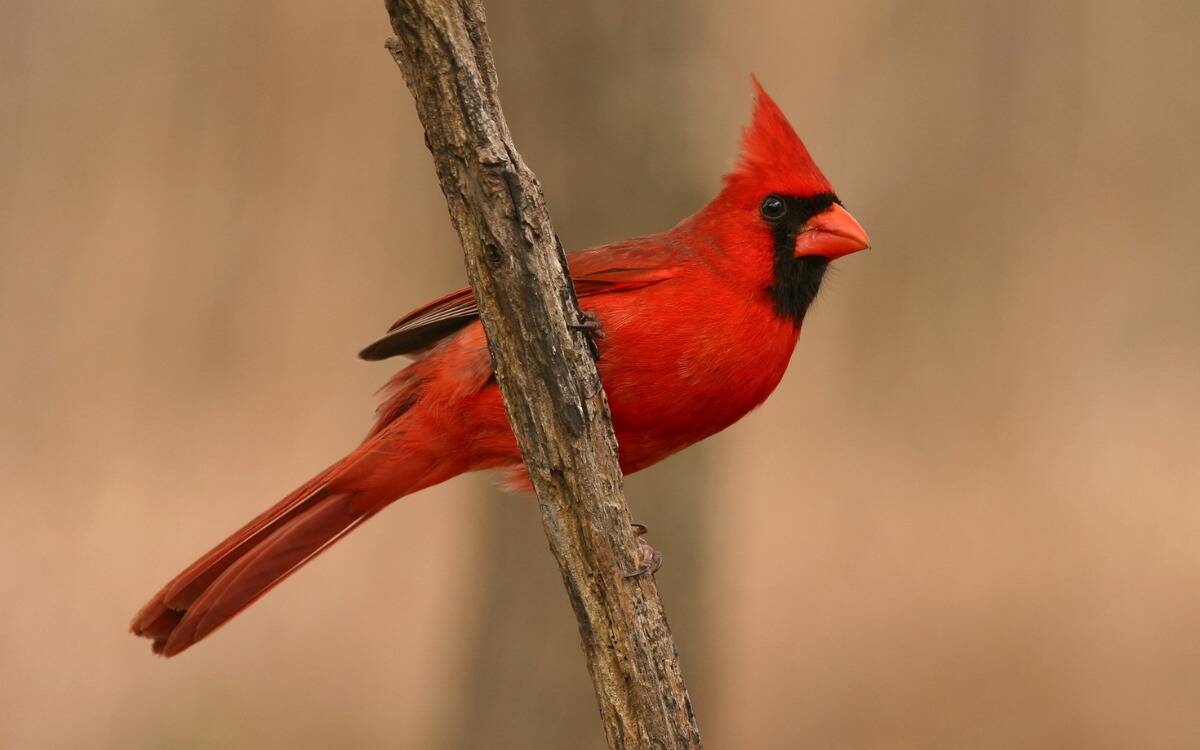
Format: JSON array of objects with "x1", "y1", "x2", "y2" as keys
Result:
[{"x1": 130, "y1": 452, "x2": 395, "y2": 657}]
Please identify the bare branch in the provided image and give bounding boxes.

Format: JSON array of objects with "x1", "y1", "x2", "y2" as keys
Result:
[{"x1": 382, "y1": 1, "x2": 702, "y2": 747}]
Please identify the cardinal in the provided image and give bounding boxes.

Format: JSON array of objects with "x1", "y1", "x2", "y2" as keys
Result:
[{"x1": 131, "y1": 79, "x2": 870, "y2": 656}]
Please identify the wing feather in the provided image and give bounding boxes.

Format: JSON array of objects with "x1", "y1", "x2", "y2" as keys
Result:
[{"x1": 358, "y1": 262, "x2": 675, "y2": 362}]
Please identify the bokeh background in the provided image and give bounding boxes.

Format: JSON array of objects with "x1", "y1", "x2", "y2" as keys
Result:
[{"x1": 3, "y1": 1, "x2": 1199, "y2": 748}]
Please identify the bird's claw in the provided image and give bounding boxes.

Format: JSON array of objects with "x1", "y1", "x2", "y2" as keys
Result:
[
  {"x1": 568, "y1": 309, "x2": 605, "y2": 338},
  {"x1": 623, "y1": 522, "x2": 663, "y2": 579},
  {"x1": 568, "y1": 309, "x2": 604, "y2": 361}
]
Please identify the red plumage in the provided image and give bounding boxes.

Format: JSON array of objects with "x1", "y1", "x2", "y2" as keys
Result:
[{"x1": 130, "y1": 79, "x2": 869, "y2": 656}]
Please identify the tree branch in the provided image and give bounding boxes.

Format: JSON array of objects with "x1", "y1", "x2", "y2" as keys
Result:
[{"x1": 382, "y1": 1, "x2": 702, "y2": 747}]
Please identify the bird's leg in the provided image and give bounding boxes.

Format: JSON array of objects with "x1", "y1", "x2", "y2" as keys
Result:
[
  {"x1": 623, "y1": 522, "x2": 663, "y2": 579},
  {"x1": 568, "y1": 309, "x2": 605, "y2": 337},
  {"x1": 568, "y1": 309, "x2": 604, "y2": 361}
]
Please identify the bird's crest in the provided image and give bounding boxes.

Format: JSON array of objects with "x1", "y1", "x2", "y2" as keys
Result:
[{"x1": 724, "y1": 76, "x2": 834, "y2": 199}]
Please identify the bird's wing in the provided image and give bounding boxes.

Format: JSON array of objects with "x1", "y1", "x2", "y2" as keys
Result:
[
  {"x1": 358, "y1": 287, "x2": 480, "y2": 360},
  {"x1": 358, "y1": 243, "x2": 679, "y2": 361}
]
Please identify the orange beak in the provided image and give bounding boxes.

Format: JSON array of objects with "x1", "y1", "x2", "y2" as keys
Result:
[{"x1": 793, "y1": 203, "x2": 871, "y2": 259}]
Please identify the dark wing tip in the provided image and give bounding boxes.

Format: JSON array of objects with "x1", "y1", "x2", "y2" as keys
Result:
[
  {"x1": 359, "y1": 318, "x2": 475, "y2": 361},
  {"x1": 358, "y1": 338, "x2": 396, "y2": 361}
]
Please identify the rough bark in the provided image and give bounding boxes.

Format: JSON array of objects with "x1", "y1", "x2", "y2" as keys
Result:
[
  {"x1": 449, "y1": 4, "x2": 714, "y2": 746},
  {"x1": 382, "y1": 1, "x2": 703, "y2": 748}
]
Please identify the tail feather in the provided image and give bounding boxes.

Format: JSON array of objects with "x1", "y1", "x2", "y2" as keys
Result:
[
  {"x1": 130, "y1": 377, "x2": 463, "y2": 657},
  {"x1": 129, "y1": 461, "x2": 384, "y2": 656},
  {"x1": 156, "y1": 493, "x2": 379, "y2": 656}
]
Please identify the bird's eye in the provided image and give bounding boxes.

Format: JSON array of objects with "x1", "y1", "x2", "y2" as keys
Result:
[{"x1": 759, "y1": 195, "x2": 787, "y2": 222}]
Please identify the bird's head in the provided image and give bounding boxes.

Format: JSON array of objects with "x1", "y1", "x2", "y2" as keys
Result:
[{"x1": 699, "y1": 77, "x2": 870, "y2": 323}]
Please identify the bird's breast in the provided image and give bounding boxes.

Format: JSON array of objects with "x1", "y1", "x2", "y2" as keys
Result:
[{"x1": 593, "y1": 275, "x2": 801, "y2": 471}]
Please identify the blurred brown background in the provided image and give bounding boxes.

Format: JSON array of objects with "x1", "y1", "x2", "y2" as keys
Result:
[{"x1": 2, "y1": 1, "x2": 1199, "y2": 748}]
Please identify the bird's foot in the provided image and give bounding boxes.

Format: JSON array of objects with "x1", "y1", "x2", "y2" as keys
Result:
[
  {"x1": 623, "y1": 522, "x2": 663, "y2": 579},
  {"x1": 568, "y1": 309, "x2": 604, "y2": 361},
  {"x1": 568, "y1": 309, "x2": 605, "y2": 338}
]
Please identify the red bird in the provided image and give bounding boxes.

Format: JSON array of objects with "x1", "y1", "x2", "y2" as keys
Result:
[{"x1": 131, "y1": 80, "x2": 870, "y2": 656}]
